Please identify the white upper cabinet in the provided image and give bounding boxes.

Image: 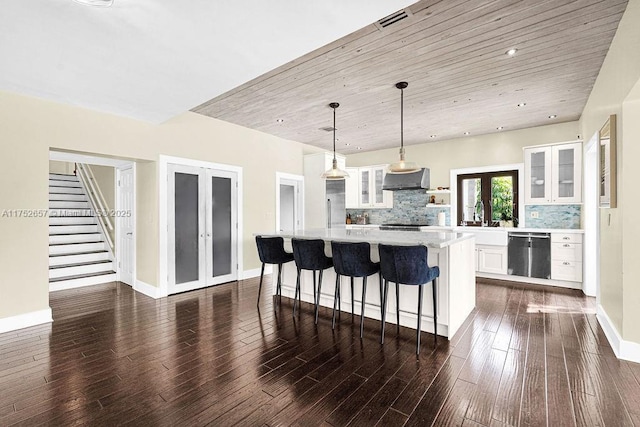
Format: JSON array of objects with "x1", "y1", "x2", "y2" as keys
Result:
[
  {"x1": 524, "y1": 141, "x2": 582, "y2": 205},
  {"x1": 345, "y1": 167, "x2": 359, "y2": 209},
  {"x1": 359, "y1": 165, "x2": 393, "y2": 208},
  {"x1": 345, "y1": 165, "x2": 393, "y2": 209}
]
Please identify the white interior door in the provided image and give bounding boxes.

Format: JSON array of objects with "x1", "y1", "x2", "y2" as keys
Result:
[
  {"x1": 205, "y1": 169, "x2": 238, "y2": 286},
  {"x1": 168, "y1": 164, "x2": 238, "y2": 293},
  {"x1": 117, "y1": 165, "x2": 135, "y2": 286}
]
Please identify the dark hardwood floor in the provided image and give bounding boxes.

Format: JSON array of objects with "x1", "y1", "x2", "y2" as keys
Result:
[{"x1": 1, "y1": 276, "x2": 639, "y2": 426}]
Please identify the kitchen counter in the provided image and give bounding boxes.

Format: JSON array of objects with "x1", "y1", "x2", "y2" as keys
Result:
[{"x1": 256, "y1": 228, "x2": 476, "y2": 339}]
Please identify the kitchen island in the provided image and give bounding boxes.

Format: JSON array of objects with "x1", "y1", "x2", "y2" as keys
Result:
[{"x1": 256, "y1": 228, "x2": 476, "y2": 339}]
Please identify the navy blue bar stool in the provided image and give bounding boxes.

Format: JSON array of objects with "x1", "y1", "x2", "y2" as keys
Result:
[
  {"x1": 255, "y1": 236, "x2": 295, "y2": 307},
  {"x1": 292, "y1": 238, "x2": 333, "y2": 321},
  {"x1": 378, "y1": 244, "x2": 440, "y2": 355},
  {"x1": 331, "y1": 241, "x2": 382, "y2": 338}
]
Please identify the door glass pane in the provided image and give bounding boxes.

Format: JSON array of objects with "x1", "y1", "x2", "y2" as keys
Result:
[
  {"x1": 557, "y1": 148, "x2": 574, "y2": 198},
  {"x1": 461, "y1": 178, "x2": 481, "y2": 222},
  {"x1": 374, "y1": 169, "x2": 384, "y2": 203},
  {"x1": 175, "y1": 173, "x2": 199, "y2": 285},
  {"x1": 212, "y1": 176, "x2": 232, "y2": 277},
  {"x1": 530, "y1": 151, "x2": 546, "y2": 198},
  {"x1": 361, "y1": 170, "x2": 369, "y2": 204},
  {"x1": 491, "y1": 176, "x2": 514, "y2": 221}
]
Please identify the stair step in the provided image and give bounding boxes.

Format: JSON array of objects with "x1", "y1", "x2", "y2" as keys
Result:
[
  {"x1": 49, "y1": 271, "x2": 117, "y2": 292},
  {"x1": 49, "y1": 179, "x2": 82, "y2": 188},
  {"x1": 49, "y1": 186, "x2": 85, "y2": 195},
  {"x1": 49, "y1": 242, "x2": 106, "y2": 255},
  {"x1": 49, "y1": 216, "x2": 96, "y2": 225},
  {"x1": 49, "y1": 260, "x2": 114, "y2": 279},
  {"x1": 49, "y1": 224, "x2": 99, "y2": 234},
  {"x1": 49, "y1": 233, "x2": 103, "y2": 245},
  {"x1": 49, "y1": 250, "x2": 110, "y2": 266},
  {"x1": 49, "y1": 194, "x2": 87, "y2": 202},
  {"x1": 49, "y1": 201, "x2": 91, "y2": 209},
  {"x1": 49, "y1": 173, "x2": 78, "y2": 181}
]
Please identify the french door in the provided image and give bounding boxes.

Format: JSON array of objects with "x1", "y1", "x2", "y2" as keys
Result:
[{"x1": 168, "y1": 164, "x2": 238, "y2": 294}]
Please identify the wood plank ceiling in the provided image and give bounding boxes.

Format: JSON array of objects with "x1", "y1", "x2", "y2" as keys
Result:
[{"x1": 193, "y1": 0, "x2": 628, "y2": 154}]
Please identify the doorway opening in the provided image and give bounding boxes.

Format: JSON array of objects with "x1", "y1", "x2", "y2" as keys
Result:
[{"x1": 276, "y1": 173, "x2": 304, "y2": 232}]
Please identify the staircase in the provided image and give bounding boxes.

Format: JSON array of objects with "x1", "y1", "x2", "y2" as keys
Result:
[{"x1": 49, "y1": 173, "x2": 116, "y2": 291}]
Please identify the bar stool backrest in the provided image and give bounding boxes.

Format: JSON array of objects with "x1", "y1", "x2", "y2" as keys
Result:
[
  {"x1": 292, "y1": 238, "x2": 332, "y2": 271},
  {"x1": 255, "y1": 236, "x2": 293, "y2": 265},
  {"x1": 378, "y1": 244, "x2": 434, "y2": 286},
  {"x1": 331, "y1": 241, "x2": 378, "y2": 277}
]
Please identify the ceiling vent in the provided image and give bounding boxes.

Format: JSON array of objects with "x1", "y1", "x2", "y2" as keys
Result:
[
  {"x1": 319, "y1": 126, "x2": 336, "y2": 132},
  {"x1": 375, "y1": 9, "x2": 412, "y2": 30}
]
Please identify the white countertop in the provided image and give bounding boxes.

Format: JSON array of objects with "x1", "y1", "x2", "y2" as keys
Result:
[
  {"x1": 346, "y1": 224, "x2": 584, "y2": 233},
  {"x1": 256, "y1": 228, "x2": 474, "y2": 249}
]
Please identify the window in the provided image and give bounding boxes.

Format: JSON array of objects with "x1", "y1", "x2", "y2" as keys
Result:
[{"x1": 457, "y1": 170, "x2": 518, "y2": 226}]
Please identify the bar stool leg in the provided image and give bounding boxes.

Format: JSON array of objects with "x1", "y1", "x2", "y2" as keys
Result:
[
  {"x1": 293, "y1": 268, "x2": 301, "y2": 317},
  {"x1": 417, "y1": 285, "x2": 423, "y2": 355},
  {"x1": 432, "y1": 278, "x2": 437, "y2": 346},
  {"x1": 396, "y1": 282, "x2": 400, "y2": 333},
  {"x1": 378, "y1": 274, "x2": 383, "y2": 318},
  {"x1": 350, "y1": 277, "x2": 355, "y2": 317},
  {"x1": 312, "y1": 271, "x2": 317, "y2": 309},
  {"x1": 381, "y1": 279, "x2": 389, "y2": 344},
  {"x1": 360, "y1": 277, "x2": 368, "y2": 339},
  {"x1": 277, "y1": 264, "x2": 283, "y2": 305},
  {"x1": 332, "y1": 275, "x2": 340, "y2": 329},
  {"x1": 315, "y1": 270, "x2": 324, "y2": 324},
  {"x1": 256, "y1": 262, "x2": 265, "y2": 306}
]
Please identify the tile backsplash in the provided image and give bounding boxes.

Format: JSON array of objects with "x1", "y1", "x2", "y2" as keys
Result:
[
  {"x1": 524, "y1": 205, "x2": 581, "y2": 229},
  {"x1": 346, "y1": 190, "x2": 451, "y2": 226}
]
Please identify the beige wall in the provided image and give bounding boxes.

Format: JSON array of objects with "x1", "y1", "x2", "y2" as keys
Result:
[
  {"x1": 346, "y1": 121, "x2": 579, "y2": 186},
  {"x1": 578, "y1": 0, "x2": 640, "y2": 343},
  {"x1": 0, "y1": 89, "x2": 311, "y2": 319},
  {"x1": 89, "y1": 165, "x2": 115, "y2": 211},
  {"x1": 622, "y1": 81, "x2": 640, "y2": 343}
]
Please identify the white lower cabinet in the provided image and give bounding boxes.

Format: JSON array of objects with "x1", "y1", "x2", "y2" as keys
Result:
[
  {"x1": 477, "y1": 245, "x2": 508, "y2": 275},
  {"x1": 551, "y1": 233, "x2": 583, "y2": 282}
]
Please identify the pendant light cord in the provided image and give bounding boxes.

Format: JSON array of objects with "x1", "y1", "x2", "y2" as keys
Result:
[
  {"x1": 333, "y1": 105, "x2": 337, "y2": 161},
  {"x1": 400, "y1": 86, "x2": 404, "y2": 150}
]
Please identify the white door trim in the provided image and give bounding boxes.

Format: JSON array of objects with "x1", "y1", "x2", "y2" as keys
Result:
[
  {"x1": 115, "y1": 163, "x2": 136, "y2": 286},
  {"x1": 159, "y1": 155, "x2": 244, "y2": 298},
  {"x1": 276, "y1": 172, "x2": 304, "y2": 232},
  {"x1": 584, "y1": 133, "x2": 600, "y2": 298}
]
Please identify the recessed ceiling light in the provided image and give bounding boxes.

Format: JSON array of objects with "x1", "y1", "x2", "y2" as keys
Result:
[
  {"x1": 345, "y1": 142, "x2": 351, "y2": 146},
  {"x1": 517, "y1": 102, "x2": 526, "y2": 107},
  {"x1": 276, "y1": 118, "x2": 284, "y2": 123},
  {"x1": 357, "y1": 147, "x2": 362, "y2": 150},
  {"x1": 506, "y1": 48, "x2": 518, "y2": 56},
  {"x1": 463, "y1": 131, "x2": 471, "y2": 135},
  {"x1": 548, "y1": 114, "x2": 557, "y2": 119},
  {"x1": 497, "y1": 126, "x2": 504, "y2": 130},
  {"x1": 430, "y1": 135, "x2": 437, "y2": 138}
]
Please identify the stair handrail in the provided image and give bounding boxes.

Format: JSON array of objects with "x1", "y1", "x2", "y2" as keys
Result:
[{"x1": 75, "y1": 163, "x2": 114, "y2": 251}]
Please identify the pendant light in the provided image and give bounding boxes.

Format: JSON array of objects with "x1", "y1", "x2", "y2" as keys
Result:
[
  {"x1": 321, "y1": 102, "x2": 350, "y2": 180},
  {"x1": 388, "y1": 82, "x2": 420, "y2": 174}
]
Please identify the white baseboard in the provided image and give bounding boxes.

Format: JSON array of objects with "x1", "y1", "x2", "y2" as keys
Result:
[
  {"x1": 242, "y1": 265, "x2": 272, "y2": 280},
  {"x1": 0, "y1": 308, "x2": 53, "y2": 334},
  {"x1": 597, "y1": 304, "x2": 640, "y2": 363},
  {"x1": 134, "y1": 280, "x2": 165, "y2": 299}
]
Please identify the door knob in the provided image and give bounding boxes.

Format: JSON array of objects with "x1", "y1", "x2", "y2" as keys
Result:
[{"x1": 126, "y1": 232, "x2": 133, "y2": 236}]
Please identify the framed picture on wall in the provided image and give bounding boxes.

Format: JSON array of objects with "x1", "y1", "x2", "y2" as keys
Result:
[{"x1": 599, "y1": 114, "x2": 617, "y2": 208}]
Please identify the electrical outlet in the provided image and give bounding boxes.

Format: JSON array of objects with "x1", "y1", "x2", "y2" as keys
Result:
[{"x1": 530, "y1": 211, "x2": 539, "y2": 218}]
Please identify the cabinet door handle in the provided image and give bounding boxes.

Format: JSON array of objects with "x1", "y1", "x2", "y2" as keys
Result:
[
  {"x1": 563, "y1": 262, "x2": 570, "y2": 265},
  {"x1": 563, "y1": 244, "x2": 571, "y2": 247},
  {"x1": 562, "y1": 236, "x2": 570, "y2": 240}
]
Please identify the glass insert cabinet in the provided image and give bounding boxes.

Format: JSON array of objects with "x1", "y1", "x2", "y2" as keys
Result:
[{"x1": 524, "y1": 141, "x2": 582, "y2": 204}]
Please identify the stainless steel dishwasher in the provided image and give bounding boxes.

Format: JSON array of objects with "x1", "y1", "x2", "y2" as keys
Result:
[{"x1": 507, "y1": 232, "x2": 551, "y2": 279}]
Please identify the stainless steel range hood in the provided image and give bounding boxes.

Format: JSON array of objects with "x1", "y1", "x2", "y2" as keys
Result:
[{"x1": 382, "y1": 167, "x2": 430, "y2": 191}]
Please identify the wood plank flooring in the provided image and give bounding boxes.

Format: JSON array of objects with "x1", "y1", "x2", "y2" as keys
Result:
[{"x1": 1, "y1": 277, "x2": 639, "y2": 426}]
